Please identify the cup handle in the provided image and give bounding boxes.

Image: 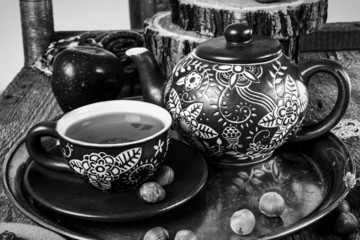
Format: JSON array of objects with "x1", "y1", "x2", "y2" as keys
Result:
[
  {"x1": 25, "y1": 121, "x2": 72, "y2": 173},
  {"x1": 293, "y1": 59, "x2": 351, "y2": 141}
]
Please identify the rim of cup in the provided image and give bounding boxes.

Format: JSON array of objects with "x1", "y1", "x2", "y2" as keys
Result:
[{"x1": 56, "y1": 100, "x2": 172, "y2": 148}]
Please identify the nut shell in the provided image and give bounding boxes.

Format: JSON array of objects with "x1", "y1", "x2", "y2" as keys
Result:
[
  {"x1": 154, "y1": 165, "x2": 175, "y2": 186},
  {"x1": 143, "y1": 226, "x2": 169, "y2": 240},
  {"x1": 337, "y1": 200, "x2": 351, "y2": 213},
  {"x1": 230, "y1": 209, "x2": 256, "y2": 235},
  {"x1": 259, "y1": 192, "x2": 285, "y2": 217},
  {"x1": 335, "y1": 211, "x2": 359, "y2": 234},
  {"x1": 139, "y1": 182, "x2": 166, "y2": 203},
  {"x1": 174, "y1": 230, "x2": 198, "y2": 240}
]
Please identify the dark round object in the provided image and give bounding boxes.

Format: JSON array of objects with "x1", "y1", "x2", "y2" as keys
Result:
[
  {"x1": 334, "y1": 211, "x2": 359, "y2": 234},
  {"x1": 51, "y1": 46, "x2": 124, "y2": 113},
  {"x1": 337, "y1": 200, "x2": 351, "y2": 212},
  {"x1": 224, "y1": 22, "x2": 252, "y2": 44},
  {"x1": 194, "y1": 22, "x2": 282, "y2": 63}
]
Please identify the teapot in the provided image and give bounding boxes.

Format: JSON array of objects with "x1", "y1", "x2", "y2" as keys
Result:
[{"x1": 126, "y1": 22, "x2": 350, "y2": 165}]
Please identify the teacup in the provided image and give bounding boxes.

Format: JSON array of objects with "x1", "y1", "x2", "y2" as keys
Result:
[{"x1": 25, "y1": 100, "x2": 172, "y2": 192}]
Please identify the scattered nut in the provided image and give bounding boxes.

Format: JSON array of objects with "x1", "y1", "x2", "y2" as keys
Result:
[
  {"x1": 259, "y1": 192, "x2": 285, "y2": 217},
  {"x1": 230, "y1": 209, "x2": 256, "y2": 235},
  {"x1": 139, "y1": 182, "x2": 166, "y2": 203},
  {"x1": 334, "y1": 211, "x2": 359, "y2": 234},
  {"x1": 337, "y1": 200, "x2": 351, "y2": 213},
  {"x1": 174, "y1": 229, "x2": 198, "y2": 240},
  {"x1": 154, "y1": 165, "x2": 175, "y2": 186},
  {"x1": 143, "y1": 226, "x2": 169, "y2": 240}
]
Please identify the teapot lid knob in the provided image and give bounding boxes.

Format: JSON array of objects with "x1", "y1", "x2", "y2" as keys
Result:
[
  {"x1": 194, "y1": 22, "x2": 282, "y2": 64},
  {"x1": 224, "y1": 22, "x2": 252, "y2": 45}
]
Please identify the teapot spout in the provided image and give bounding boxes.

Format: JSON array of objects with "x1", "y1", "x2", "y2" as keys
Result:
[{"x1": 126, "y1": 47, "x2": 165, "y2": 107}]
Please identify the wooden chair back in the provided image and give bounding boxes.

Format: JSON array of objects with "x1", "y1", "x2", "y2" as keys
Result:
[{"x1": 19, "y1": 0, "x2": 169, "y2": 67}]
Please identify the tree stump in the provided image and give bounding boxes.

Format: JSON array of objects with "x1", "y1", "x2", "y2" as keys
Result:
[
  {"x1": 169, "y1": 0, "x2": 328, "y2": 38},
  {"x1": 147, "y1": 0, "x2": 328, "y2": 62},
  {"x1": 143, "y1": 11, "x2": 301, "y2": 78},
  {"x1": 144, "y1": 11, "x2": 210, "y2": 79}
]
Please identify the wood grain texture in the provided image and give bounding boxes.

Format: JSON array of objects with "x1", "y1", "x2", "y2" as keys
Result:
[
  {"x1": 169, "y1": 0, "x2": 328, "y2": 38},
  {"x1": 144, "y1": 11, "x2": 209, "y2": 79},
  {"x1": 300, "y1": 22, "x2": 360, "y2": 51},
  {"x1": 0, "y1": 67, "x2": 61, "y2": 224},
  {"x1": 168, "y1": 0, "x2": 327, "y2": 61},
  {"x1": 144, "y1": 10, "x2": 360, "y2": 81},
  {"x1": 20, "y1": 0, "x2": 54, "y2": 66},
  {"x1": 300, "y1": 51, "x2": 360, "y2": 124},
  {"x1": 144, "y1": 11, "x2": 297, "y2": 79}
]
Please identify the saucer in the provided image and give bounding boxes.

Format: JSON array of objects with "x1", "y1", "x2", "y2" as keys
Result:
[
  {"x1": 3, "y1": 133, "x2": 355, "y2": 240},
  {"x1": 23, "y1": 138, "x2": 208, "y2": 222}
]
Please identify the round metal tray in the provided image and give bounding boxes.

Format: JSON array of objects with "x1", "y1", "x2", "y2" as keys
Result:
[{"x1": 3, "y1": 132, "x2": 355, "y2": 240}]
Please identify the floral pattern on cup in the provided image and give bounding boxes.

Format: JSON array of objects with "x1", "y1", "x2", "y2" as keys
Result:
[
  {"x1": 25, "y1": 100, "x2": 173, "y2": 193},
  {"x1": 64, "y1": 138, "x2": 167, "y2": 191},
  {"x1": 69, "y1": 147, "x2": 142, "y2": 190}
]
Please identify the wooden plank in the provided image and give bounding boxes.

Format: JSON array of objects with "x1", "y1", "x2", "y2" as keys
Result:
[
  {"x1": 300, "y1": 22, "x2": 360, "y2": 52},
  {"x1": 0, "y1": 67, "x2": 61, "y2": 222}
]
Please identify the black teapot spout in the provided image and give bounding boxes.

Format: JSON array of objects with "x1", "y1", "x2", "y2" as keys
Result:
[{"x1": 126, "y1": 47, "x2": 165, "y2": 107}]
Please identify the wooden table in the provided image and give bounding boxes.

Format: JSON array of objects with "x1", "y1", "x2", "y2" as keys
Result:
[{"x1": 0, "y1": 48, "x2": 360, "y2": 239}]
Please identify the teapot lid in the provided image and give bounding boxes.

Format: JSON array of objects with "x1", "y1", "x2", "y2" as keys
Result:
[{"x1": 195, "y1": 22, "x2": 282, "y2": 64}]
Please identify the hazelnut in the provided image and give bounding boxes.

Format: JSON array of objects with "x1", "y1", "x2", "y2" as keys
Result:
[
  {"x1": 143, "y1": 226, "x2": 169, "y2": 240},
  {"x1": 259, "y1": 192, "x2": 285, "y2": 217},
  {"x1": 154, "y1": 165, "x2": 175, "y2": 186},
  {"x1": 139, "y1": 182, "x2": 166, "y2": 203},
  {"x1": 337, "y1": 200, "x2": 351, "y2": 213},
  {"x1": 230, "y1": 209, "x2": 256, "y2": 235},
  {"x1": 334, "y1": 211, "x2": 359, "y2": 234},
  {"x1": 174, "y1": 229, "x2": 198, "y2": 240}
]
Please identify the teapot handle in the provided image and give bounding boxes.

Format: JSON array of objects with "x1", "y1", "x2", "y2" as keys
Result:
[{"x1": 293, "y1": 59, "x2": 351, "y2": 141}]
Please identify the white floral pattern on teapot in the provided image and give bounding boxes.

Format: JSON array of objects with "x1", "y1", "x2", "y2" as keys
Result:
[
  {"x1": 164, "y1": 53, "x2": 308, "y2": 165},
  {"x1": 126, "y1": 22, "x2": 350, "y2": 166}
]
